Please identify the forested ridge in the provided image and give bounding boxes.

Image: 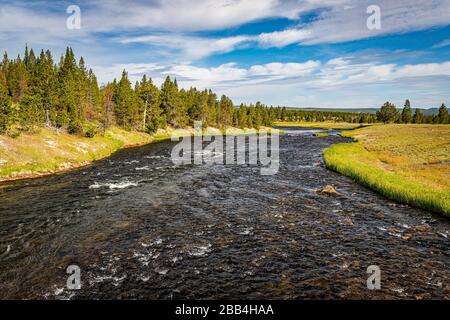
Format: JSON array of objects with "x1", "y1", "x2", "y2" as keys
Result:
[
  {"x1": 281, "y1": 101, "x2": 448, "y2": 125},
  {"x1": 0, "y1": 46, "x2": 279, "y2": 137},
  {"x1": 0, "y1": 46, "x2": 447, "y2": 138}
]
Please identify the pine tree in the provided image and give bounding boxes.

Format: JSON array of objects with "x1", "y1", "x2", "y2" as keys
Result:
[
  {"x1": 413, "y1": 109, "x2": 424, "y2": 124},
  {"x1": 100, "y1": 83, "x2": 114, "y2": 133},
  {"x1": 160, "y1": 76, "x2": 182, "y2": 127},
  {"x1": 401, "y1": 99, "x2": 412, "y2": 123},
  {"x1": 113, "y1": 70, "x2": 137, "y2": 129},
  {"x1": 376, "y1": 102, "x2": 399, "y2": 123},
  {"x1": 437, "y1": 103, "x2": 449, "y2": 124},
  {"x1": 238, "y1": 104, "x2": 248, "y2": 128},
  {"x1": 0, "y1": 52, "x2": 8, "y2": 89},
  {"x1": 85, "y1": 69, "x2": 101, "y2": 121},
  {"x1": 0, "y1": 82, "x2": 13, "y2": 133},
  {"x1": 77, "y1": 56, "x2": 89, "y2": 120},
  {"x1": 19, "y1": 94, "x2": 43, "y2": 130},
  {"x1": 56, "y1": 47, "x2": 80, "y2": 131},
  {"x1": 8, "y1": 55, "x2": 28, "y2": 102},
  {"x1": 136, "y1": 75, "x2": 160, "y2": 132},
  {"x1": 218, "y1": 95, "x2": 234, "y2": 128}
]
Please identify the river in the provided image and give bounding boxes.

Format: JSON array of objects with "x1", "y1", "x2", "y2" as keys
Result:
[{"x1": 0, "y1": 127, "x2": 449, "y2": 299}]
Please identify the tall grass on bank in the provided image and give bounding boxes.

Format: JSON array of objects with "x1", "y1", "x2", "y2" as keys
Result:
[{"x1": 323, "y1": 125, "x2": 450, "y2": 217}]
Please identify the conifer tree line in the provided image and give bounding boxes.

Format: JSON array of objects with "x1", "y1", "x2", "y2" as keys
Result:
[
  {"x1": 1, "y1": 46, "x2": 448, "y2": 136},
  {"x1": 277, "y1": 100, "x2": 449, "y2": 125},
  {"x1": 376, "y1": 100, "x2": 449, "y2": 124},
  {"x1": 0, "y1": 46, "x2": 277, "y2": 136},
  {"x1": 275, "y1": 108, "x2": 378, "y2": 124}
]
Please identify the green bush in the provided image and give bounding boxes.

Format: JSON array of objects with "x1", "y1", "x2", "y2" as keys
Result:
[
  {"x1": 83, "y1": 122, "x2": 100, "y2": 138},
  {"x1": 67, "y1": 119, "x2": 83, "y2": 135}
]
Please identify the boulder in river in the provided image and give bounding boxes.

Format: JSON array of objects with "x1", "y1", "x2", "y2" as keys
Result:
[{"x1": 319, "y1": 185, "x2": 338, "y2": 195}]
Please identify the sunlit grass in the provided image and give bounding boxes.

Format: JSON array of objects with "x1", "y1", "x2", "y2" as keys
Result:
[
  {"x1": 323, "y1": 124, "x2": 450, "y2": 216},
  {"x1": 0, "y1": 127, "x2": 151, "y2": 179}
]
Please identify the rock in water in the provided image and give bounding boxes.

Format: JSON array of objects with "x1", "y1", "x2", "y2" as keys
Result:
[
  {"x1": 415, "y1": 225, "x2": 432, "y2": 232},
  {"x1": 320, "y1": 185, "x2": 338, "y2": 195}
]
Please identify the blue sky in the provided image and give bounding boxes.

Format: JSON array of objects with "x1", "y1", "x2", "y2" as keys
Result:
[{"x1": 0, "y1": 0, "x2": 449, "y2": 109}]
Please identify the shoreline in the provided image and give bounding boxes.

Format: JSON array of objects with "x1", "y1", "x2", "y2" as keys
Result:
[
  {"x1": 322, "y1": 124, "x2": 450, "y2": 217},
  {"x1": 0, "y1": 126, "x2": 280, "y2": 183}
]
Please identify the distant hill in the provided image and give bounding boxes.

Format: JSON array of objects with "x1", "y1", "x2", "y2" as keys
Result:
[{"x1": 293, "y1": 107, "x2": 439, "y2": 116}]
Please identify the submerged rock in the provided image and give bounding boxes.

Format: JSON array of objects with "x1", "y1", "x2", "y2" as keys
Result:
[
  {"x1": 415, "y1": 225, "x2": 432, "y2": 232},
  {"x1": 341, "y1": 218, "x2": 354, "y2": 226},
  {"x1": 319, "y1": 185, "x2": 338, "y2": 195}
]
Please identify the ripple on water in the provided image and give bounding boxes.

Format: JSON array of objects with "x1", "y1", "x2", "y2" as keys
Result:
[
  {"x1": 188, "y1": 244, "x2": 212, "y2": 257},
  {"x1": 135, "y1": 166, "x2": 151, "y2": 171},
  {"x1": 89, "y1": 181, "x2": 139, "y2": 190},
  {"x1": 2, "y1": 130, "x2": 450, "y2": 300}
]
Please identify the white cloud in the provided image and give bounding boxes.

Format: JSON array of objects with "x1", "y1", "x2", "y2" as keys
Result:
[
  {"x1": 83, "y1": 0, "x2": 304, "y2": 32},
  {"x1": 164, "y1": 63, "x2": 248, "y2": 83},
  {"x1": 93, "y1": 63, "x2": 166, "y2": 85},
  {"x1": 249, "y1": 61, "x2": 320, "y2": 77},
  {"x1": 2, "y1": 0, "x2": 450, "y2": 62},
  {"x1": 395, "y1": 62, "x2": 450, "y2": 78},
  {"x1": 257, "y1": 29, "x2": 312, "y2": 48},
  {"x1": 120, "y1": 34, "x2": 252, "y2": 60},
  {"x1": 119, "y1": 0, "x2": 450, "y2": 59},
  {"x1": 256, "y1": 0, "x2": 450, "y2": 46},
  {"x1": 116, "y1": 58, "x2": 450, "y2": 90},
  {"x1": 132, "y1": 57, "x2": 450, "y2": 108},
  {"x1": 1, "y1": 0, "x2": 449, "y2": 108},
  {"x1": 161, "y1": 60, "x2": 321, "y2": 88}
]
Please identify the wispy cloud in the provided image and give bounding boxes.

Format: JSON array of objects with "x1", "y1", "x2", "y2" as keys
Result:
[
  {"x1": 119, "y1": 0, "x2": 450, "y2": 60},
  {"x1": 432, "y1": 39, "x2": 450, "y2": 49},
  {"x1": 120, "y1": 34, "x2": 252, "y2": 60},
  {"x1": 2, "y1": 0, "x2": 450, "y2": 59},
  {"x1": 95, "y1": 56, "x2": 449, "y2": 91},
  {"x1": 1, "y1": 0, "x2": 449, "y2": 108},
  {"x1": 251, "y1": 0, "x2": 450, "y2": 47},
  {"x1": 81, "y1": 0, "x2": 305, "y2": 32}
]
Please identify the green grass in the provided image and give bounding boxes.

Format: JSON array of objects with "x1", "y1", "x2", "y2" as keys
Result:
[
  {"x1": 0, "y1": 127, "x2": 152, "y2": 180},
  {"x1": 323, "y1": 124, "x2": 450, "y2": 216},
  {"x1": 274, "y1": 121, "x2": 369, "y2": 130},
  {"x1": 313, "y1": 132, "x2": 329, "y2": 137}
]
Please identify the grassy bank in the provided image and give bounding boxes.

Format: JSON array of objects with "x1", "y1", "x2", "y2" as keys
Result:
[
  {"x1": 0, "y1": 126, "x2": 280, "y2": 181},
  {"x1": 323, "y1": 124, "x2": 450, "y2": 216},
  {"x1": 0, "y1": 127, "x2": 152, "y2": 181}
]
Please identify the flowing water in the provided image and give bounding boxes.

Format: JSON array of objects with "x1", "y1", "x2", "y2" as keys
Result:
[{"x1": 0, "y1": 128, "x2": 449, "y2": 299}]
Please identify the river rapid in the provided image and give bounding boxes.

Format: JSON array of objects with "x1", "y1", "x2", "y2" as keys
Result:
[{"x1": 0, "y1": 128, "x2": 449, "y2": 299}]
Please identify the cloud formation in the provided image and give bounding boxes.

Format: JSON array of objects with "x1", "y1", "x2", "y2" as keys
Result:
[{"x1": 1, "y1": 0, "x2": 449, "y2": 108}]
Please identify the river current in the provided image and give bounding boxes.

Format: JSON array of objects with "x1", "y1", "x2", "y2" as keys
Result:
[{"x1": 0, "y1": 128, "x2": 448, "y2": 299}]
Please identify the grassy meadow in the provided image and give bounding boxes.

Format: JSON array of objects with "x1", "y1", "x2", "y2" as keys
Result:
[{"x1": 323, "y1": 124, "x2": 450, "y2": 216}]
